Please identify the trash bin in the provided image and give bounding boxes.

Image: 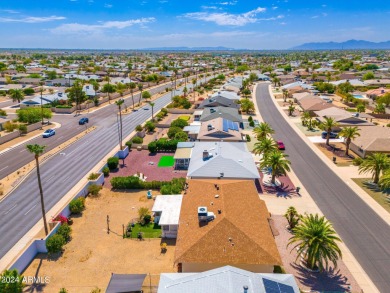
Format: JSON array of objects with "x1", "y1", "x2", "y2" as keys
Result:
[{"x1": 333, "y1": 156, "x2": 336, "y2": 163}]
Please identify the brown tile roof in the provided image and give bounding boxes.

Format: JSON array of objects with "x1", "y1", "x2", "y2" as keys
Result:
[
  {"x1": 174, "y1": 180, "x2": 282, "y2": 266},
  {"x1": 299, "y1": 97, "x2": 334, "y2": 111},
  {"x1": 351, "y1": 126, "x2": 390, "y2": 152}
]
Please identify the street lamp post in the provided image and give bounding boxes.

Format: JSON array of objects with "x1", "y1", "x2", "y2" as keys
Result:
[{"x1": 40, "y1": 86, "x2": 44, "y2": 127}]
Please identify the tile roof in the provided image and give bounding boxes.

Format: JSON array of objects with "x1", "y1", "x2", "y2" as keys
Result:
[
  {"x1": 200, "y1": 107, "x2": 243, "y2": 123},
  {"x1": 351, "y1": 127, "x2": 390, "y2": 152},
  {"x1": 174, "y1": 180, "x2": 281, "y2": 266},
  {"x1": 197, "y1": 118, "x2": 243, "y2": 141}
]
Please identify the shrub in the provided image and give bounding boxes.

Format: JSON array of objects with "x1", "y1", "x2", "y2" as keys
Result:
[
  {"x1": 110, "y1": 176, "x2": 186, "y2": 192},
  {"x1": 23, "y1": 88, "x2": 35, "y2": 95},
  {"x1": 387, "y1": 123, "x2": 390, "y2": 127},
  {"x1": 132, "y1": 136, "x2": 143, "y2": 144},
  {"x1": 143, "y1": 214, "x2": 152, "y2": 225},
  {"x1": 248, "y1": 116, "x2": 253, "y2": 122},
  {"x1": 18, "y1": 124, "x2": 27, "y2": 134},
  {"x1": 249, "y1": 120, "x2": 255, "y2": 127},
  {"x1": 46, "y1": 234, "x2": 65, "y2": 254},
  {"x1": 55, "y1": 105, "x2": 73, "y2": 108},
  {"x1": 138, "y1": 207, "x2": 151, "y2": 222},
  {"x1": 53, "y1": 214, "x2": 68, "y2": 224},
  {"x1": 69, "y1": 197, "x2": 85, "y2": 214},
  {"x1": 102, "y1": 166, "x2": 110, "y2": 177},
  {"x1": 88, "y1": 173, "x2": 99, "y2": 180},
  {"x1": 0, "y1": 269, "x2": 24, "y2": 292},
  {"x1": 125, "y1": 141, "x2": 132, "y2": 148},
  {"x1": 3, "y1": 121, "x2": 19, "y2": 132},
  {"x1": 57, "y1": 223, "x2": 72, "y2": 242},
  {"x1": 160, "y1": 108, "x2": 168, "y2": 116},
  {"x1": 174, "y1": 131, "x2": 188, "y2": 142},
  {"x1": 144, "y1": 121, "x2": 155, "y2": 132},
  {"x1": 148, "y1": 141, "x2": 157, "y2": 153},
  {"x1": 353, "y1": 157, "x2": 364, "y2": 166},
  {"x1": 170, "y1": 118, "x2": 188, "y2": 129},
  {"x1": 246, "y1": 134, "x2": 251, "y2": 142},
  {"x1": 88, "y1": 184, "x2": 102, "y2": 197},
  {"x1": 17, "y1": 108, "x2": 52, "y2": 123},
  {"x1": 135, "y1": 124, "x2": 143, "y2": 131},
  {"x1": 107, "y1": 157, "x2": 119, "y2": 170},
  {"x1": 0, "y1": 109, "x2": 7, "y2": 116},
  {"x1": 168, "y1": 126, "x2": 182, "y2": 139}
]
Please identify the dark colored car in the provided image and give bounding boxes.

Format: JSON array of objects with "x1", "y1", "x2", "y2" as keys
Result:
[
  {"x1": 321, "y1": 131, "x2": 338, "y2": 139},
  {"x1": 277, "y1": 141, "x2": 285, "y2": 150},
  {"x1": 79, "y1": 117, "x2": 89, "y2": 125}
]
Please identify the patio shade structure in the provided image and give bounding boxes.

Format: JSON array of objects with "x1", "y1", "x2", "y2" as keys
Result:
[{"x1": 106, "y1": 273, "x2": 147, "y2": 293}]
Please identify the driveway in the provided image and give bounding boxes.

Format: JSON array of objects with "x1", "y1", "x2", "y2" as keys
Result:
[{"x1": 308, "y1": 136, "x2": 344, "y2": 143}]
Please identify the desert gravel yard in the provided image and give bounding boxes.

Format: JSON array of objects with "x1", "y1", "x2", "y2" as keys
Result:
[{"x1": 22, "y1": 188, "x2": 176, "y2": 293}]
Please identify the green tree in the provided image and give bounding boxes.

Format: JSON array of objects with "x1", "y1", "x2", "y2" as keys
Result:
[
  {"x1": 101, "y1": 83, "x2": 116, "y2": 104},
  {"x1": 252, "y1": 122, "x2": 274, "y2": 140},
  {"x1": 9, "y1": 89, "x2": 25, "y2": 103},
  {"x1": 138, "y1": 83, "x2": 143, "y2": 106},
  {"x1": 142, "y1": 90, "x2": 151, "y2": 102},
  {"x1": 301, "y1": 111, "x2": 313, "y2": 129},
  {"x1": 378, "y1": 169, "x2": 390, "y2": 190},
  {"x1": 26, "y1": 144, "x2": 49, "y2": 235},
  {"x1": 288, "y1": 104, "x2": 295, "y2": 116},
  {"x1": 0, "y1": 269, "x2": 24, "y2": 292},
  {"x1": 128, "y1": 82, "x2": 137, "y2": 109},
  {"x1": 284, "y1": 206, "x2": 300, "y2": 230},
  {"x1": 362, "y1": 71, "x2": 375, "y2": 80},
  {"x1": 174, "y1": 131, "x2": 188, "y2": 142},
  {"x1": 288, "y1": 214, "x2": 342, "y2": 272},
  {"x1": 377, "y1": 93, "x2": 390, "y2": 107},
  {"x1": 337, "y1": 82, "x2": 354, "y2": 94},
  {"x1": 46, "y1": 70, "x2": 57, "y2": 80},
  {"x1": 339, "y1": 126, "x2": 360, "y2": 156},
  {"x1": 240, "y1": 98, "x2": 255, "y2": 113},
  {"x1": 374, "y1": 103, "x2": 386, "y2": 114},
  {"x1": 356, "y1": 104, "x2": 366, "y2": 113},
  {"x1": 253, "y1": 137, "x2": 278, "y2": 158},
  {"x1": 17, "y1": 108, "x2": 52, "y2": 124},
  {"x1": 260, "y1": 150, "x2": 291, "y2": 184},
  {"x1": 359, "y1": 153, "x2": 390, "y2": 184},
  {"x1": 167, "y1": 126, "x2": 182, "y2": 139},
  {"x1": 149, "y1": 102, "x2": 155, "y2": 120},
  {"x1": 67, "y1": 80, "x2": 87, "y2": 110},
  {"x1": 144, "y1": 120, "x2": 155, "y2": 132},
  {"x1": 115, "y1": 99, "x2": 124, "y2": 150},
  {"x1": 319, "y1": 117, "x2": 339, "y2": 146}
]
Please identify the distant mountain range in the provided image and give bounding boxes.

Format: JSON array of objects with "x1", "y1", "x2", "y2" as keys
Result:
[
  {"x1": 291, "y1": 40, "x2": 390, "y2": 50},
  {"x1": 141, "y1": 46, "x2": 239, "y2": 51}
]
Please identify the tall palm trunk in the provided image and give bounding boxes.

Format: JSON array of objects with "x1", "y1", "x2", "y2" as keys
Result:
[
  {"x1": 118, "y1": 105, "x2": 123, "y2": 150},
  {"x1": 326, "y1": 130, "x2": 330, "y2": 146},
  {"x1": 345, "y1": 138, "x2": 351, "y2": 156},
  {"x1": 139, "y1": 90, "x2": 143, "y2": 106},
  {"x1": 131, "y1": 90, "x2": 135, "y2": 109},
  {"x1": 35, "y1": 156, "x2": 49, "y2": 235}
]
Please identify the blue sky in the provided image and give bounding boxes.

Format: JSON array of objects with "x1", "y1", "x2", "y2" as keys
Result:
[{"x1": 0, "y1": 0, "x2": 389, "y2": 49}]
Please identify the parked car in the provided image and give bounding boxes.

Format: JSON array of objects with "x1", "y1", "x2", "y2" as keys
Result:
[
  {"x1": 42, "y1": 129, "x2": 55, "y2": 138},
  {"x1": 321, "y1": 131, "x2": 338, "y2": 139},
  {"x1": 79, "y1": 117, "x2": 89, "y2": 125},
  {"x1": 277, "y1": 141, "x2": 285, "y2": 150}
]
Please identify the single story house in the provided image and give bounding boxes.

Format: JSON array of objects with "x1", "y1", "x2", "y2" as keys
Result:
[
  {"x1": 83, "y1": 84, "x2": 96, "y2": 97},
  {"x1": 366, "y1": 87, "x2": 390, "y2": 99},
  {"x1": 314, "y1": 107, "x2": 375, "y2": 128},
  {"x1": 45, "y1": 78, "x2": 75, "y2": 87},
  {"x1": 158, "y1": 265, "x2": 299, "y2": 293},
  {"x1": 174, "y1": 142, "x2": 194, "y2": 170},
  {"x1": 152, "y1": 195, "x2": 183, "y2": 238},
  {"x1": 187, "y1": 141, "x2": 259, "y2": 180},
  {"x1": 174, "y1": 180, "x2": 281, "y2": 273},
  {"x1": 298, "y1": 97, "x2": 334, "y2": 113},
  {"x1": 349, "y1": 127, "x2": 390, "y2": 158},
  {"x1": 330, "y1": 79, "x2": 366, "y2": 87},
  {"x1": 20, "y1": 92, "x2": 68, "y2": 108},
  {"x1": 197, "y1": 118, "x2": 244, "y2": 142},
  {"x1": 211, "y1": 90, "x2": 240, "y2": 101},
  {"x1": 198, "y1": 95, "x2": 240, "y2": 109},
  {"x1": 199, "y1": 107, "x2": 243, "y2": 127},
  {"x1": 18, "y1": 78, "x2": 43, "y2": 85},
  {"x1": 364, "y1": 79, "x2": 390, "y2": 86}
]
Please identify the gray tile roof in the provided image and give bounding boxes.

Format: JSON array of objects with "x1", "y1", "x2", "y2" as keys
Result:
[
  {"x1": 158, "y1": 266, "x2": 299, "y2": 293},
  {"x1": 198, "y1": 95, "x2": 240, "y2": 109},
  {"x1": 187, "y1": 142, "x2": 259, "y2": 179},
  {"x1": 200, "y1": 107, "x2": 243, "y2": 123}
]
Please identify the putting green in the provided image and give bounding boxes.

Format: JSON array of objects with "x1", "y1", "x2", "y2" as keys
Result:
[{"x1": 158, "y1": 156, "x2": 175, "y2": 167}]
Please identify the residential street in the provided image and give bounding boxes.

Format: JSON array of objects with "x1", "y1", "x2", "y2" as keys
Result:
[
  {"x1": 0, "y1": 83, "x2": 191, "y2": 260},
  {"x1": 255, "y1": 82, "x2": 390, "y2": 292}
]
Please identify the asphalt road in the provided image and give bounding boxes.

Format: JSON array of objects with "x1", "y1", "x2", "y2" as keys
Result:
[
  {"x1": 0, "y1": 81, "x2": 194, "y2": 260},
  {"x1": 255, "y1": 82, "x2": 390, "y2": 292},
  {"x1": 0, "y1": 80, "x2": 185, "y2": 180}
]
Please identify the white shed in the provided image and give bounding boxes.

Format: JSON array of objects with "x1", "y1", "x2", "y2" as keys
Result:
[{"x1": 152, "y1": 195, "x2": 183, "y2": 238}]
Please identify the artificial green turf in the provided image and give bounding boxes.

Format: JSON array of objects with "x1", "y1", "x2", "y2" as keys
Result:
[
  {"x1": 158, "y1": 155, "x2": 175, "y2": 167},
  {"x1": 130, "y1": 223, "x2": 161, "y2": 238},
  {"x1": 178, "y1": 115, "x2": 190, "y2": 121}
]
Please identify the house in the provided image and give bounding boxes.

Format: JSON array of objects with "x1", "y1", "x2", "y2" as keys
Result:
[
  {"x1": 198, "y1": 95, "x2": 240, "y2": 109},
  {"x1": 18, "y1": 78, "x2": 42, "y2": 85},
  {"x1": 349, "y1": 127, "x2": 390, "y2": 158},
  {"x1": 20, "y1": 92, "x2": 68, "y2": 108},
  {"x1": 174, "y1": 142, "x2": 194, "y2": 170},
  {"x1": 298, "y1": 97, "x2": 334, "y2": 113},
  {"x1": 183, "y1": 122, "x2": 201, "y2": 140},
  {"x1": 199, "y1": 107, "x2": 243, "y2": 127},
  {"x1": 187, "y1": 142, "x2": 259, "y2": 179},
  {"x1": 330, "y1": 79, "x2": 366, "y2": 87},
  {"x1": 83, "y1": 84, "x2": 96, "y2": 97},
  {"x1": 365, "y1": 87, "x2": 390, "y2": 99},
  {"x1": 211, "y1": 90, "x2": 240, "y2": 101},
  {"x1": 197, "y1": 118, "x2": 244, "y2": 142},
  {"x1": 152, "y1": 195, "x2": 183, "y2": 238},
  {"x1": 174, "y1": 180, "x2": 281, "y2": 272},
  {"x1": 158, "y1": 265, "x2": 299, "y2": 293},
  {"x1": 0, "y1": 117, "x2": 10, "y2": 131},
  {"x1": 364, "y1": 79, "x2": 390, "y2": 86},
  {"x1": 314, "y1": 107, "x2": 374, "y2": 128},
  {"x1": 45, "y1": 78, "x2": 75, "y2": 87}
]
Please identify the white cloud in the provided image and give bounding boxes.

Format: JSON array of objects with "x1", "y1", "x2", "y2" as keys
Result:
[
  {"x1": 0, "y1": 15, "x2": 65, "y2": 23},
  {"x1": 184, "y1": 7, "x2": 268, "y2": 26},
  {"x1": 201, "y1": 6, "x2": 219, "y2": 10},
  {"x1": 104, "y1": 3, "x2": 112, "y2": 8},
  {"x1": 311, "y1": 15, "x2": 319, "y2": 19},
  {"x1": 272, "y1": 6, "x2": 278, "y2": 10},
  {"x1": 50, "y1": 18, "x2": 156, "y2": 34},
  {"x1": 1, "y1": 9, "x2": 20, "y2": 14},
  {"x1": 218, "y1": 1, "x2": 237, "y2": 5}
]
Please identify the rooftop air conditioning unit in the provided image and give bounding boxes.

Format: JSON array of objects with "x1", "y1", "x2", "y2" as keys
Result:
[{"x1": 198, "y1": 207, "x2": 215, "y2": 222}]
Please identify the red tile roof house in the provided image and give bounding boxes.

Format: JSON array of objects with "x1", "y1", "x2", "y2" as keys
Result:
[{"x1": 174, "y1": 179, "x2": 282, "y2": 273}]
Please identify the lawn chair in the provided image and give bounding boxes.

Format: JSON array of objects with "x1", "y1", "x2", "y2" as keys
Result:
[{"x1": 147, "y1": 190, "x2": 152, "y2": 199}]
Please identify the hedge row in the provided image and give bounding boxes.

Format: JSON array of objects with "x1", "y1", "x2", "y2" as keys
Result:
[
  {"x1": 111, "y1": 176, "x2": 186, "y2": 194},
  {"x1": 148, "y1": 138, "x2": 179, "y2": 153}
]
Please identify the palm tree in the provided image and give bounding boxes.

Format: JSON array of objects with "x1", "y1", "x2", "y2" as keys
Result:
[
  {"x1": 26, "y1": 144, "x2": 49, "y2": 235},
  {"x1": 374, "y1": 103, "x2": 386, "y2": 114},
  {"x1": 253, "y1": 137, "x2": 278, "y2": 157},
  {"x1": 282, "y1": 89, "x2": 288, "y2": 102},
  {"x1": 252, "y1": 122, "x2": 274, "y2": 140},
  {"x1": 378, "y1": 170, "x2": 390, "y2": 190},
  {"x1": 288, "y1": 214, "x2": 342, "y2": 272},
  {"x1": 129, "y1": 82, "x2": 136, "y2": 109},
  {"x1": 260, "y1": 150, "x2": 291, "y2": 184},
  {"x1": 9, "y1": 88, "x2": 24, "y2": 103},
  {"x1": 339, "y1": 127, "x2": 360, "y2": 156},
  {"x1": 288, "y1": 105, "x2": 295, "y2": 116},
  {"x1": 319, "y1": 117, "x2": 339, "y2": 146},
  {"x1": 301, "y1": 111, "x2": 312, "y2": 129},
  {"x1": 284, "y1": 206, "x2": 300, "y2": 230},
  {"x1": 115, "y1": 99, "x2": 124, "y2": 150},
  {"x1": 149, "y1": 102, "x2": 155, "y2": 121},
  {"x1": 138, "y1": 83, "x2": 143, "y2": 106},
  {"x1": 359, "y1": 152, "x2": 390, "y2": 184},
  {"x1": 356, "y1": 104, "x2": 365, "y2": 113}
]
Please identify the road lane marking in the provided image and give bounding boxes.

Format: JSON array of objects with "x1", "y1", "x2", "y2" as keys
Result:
[
  {"x1": 56, "y1": 136, "x2": 64, "y2": 141},
  {"x1": 46, "y1": 175, "x2": 54, "y2": 182},
  {"x1": 0, "y1": 166, "x2": 8, "y2": 172},
  {"x1": 19, "y1": 149, "x2": 26, "y2": 153},
  {"x1": 24, "y1": 204, "x2": 37, "y2": 215},
  {"x1": 4, "y1": 204, "x2": 17, "y2": 215}
]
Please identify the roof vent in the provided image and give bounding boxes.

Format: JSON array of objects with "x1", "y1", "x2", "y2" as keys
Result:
[{"x1": 243, "y1": 285, "x2": 249, "y2": 293}]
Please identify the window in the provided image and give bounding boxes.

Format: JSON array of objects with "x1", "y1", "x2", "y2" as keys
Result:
[
  {"x1": 163, "y1": 225, "x2": 169, "y2": 231},
  {"x1": 170, "y1": 225, "x2": 178, "y2": 231}
]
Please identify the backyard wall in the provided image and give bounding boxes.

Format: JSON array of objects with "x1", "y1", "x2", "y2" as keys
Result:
[
  {"x1": 0, "y1": 121, "x2": 42, "y2": 145},
  {"x1": 167, "y1": 109, "x2": 195, "y2": 114}
]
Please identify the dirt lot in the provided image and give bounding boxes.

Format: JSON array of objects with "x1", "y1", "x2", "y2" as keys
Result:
[
  {"x1": 314, "y1": 142, "x2": 356, "y2": 166},
  {"x1": 22, "y1": 189, "x2": 176, "y2": 293}
]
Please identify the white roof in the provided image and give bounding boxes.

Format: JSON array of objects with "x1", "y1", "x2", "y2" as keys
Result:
[{"x1": 152, "y1": 195, "x2": 183, "y2": 226}]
